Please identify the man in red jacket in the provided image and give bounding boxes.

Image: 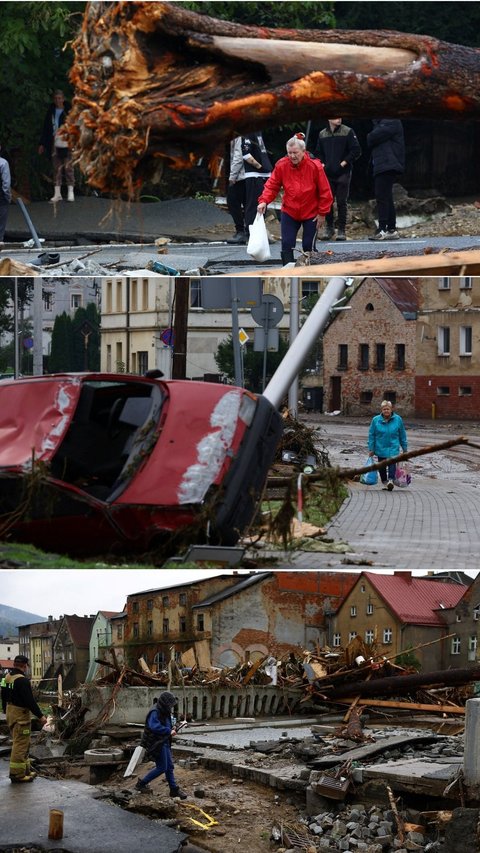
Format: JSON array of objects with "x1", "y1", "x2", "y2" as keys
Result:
[{"x1": 257, "y1": 134, "x2": 333, "y2": 265}]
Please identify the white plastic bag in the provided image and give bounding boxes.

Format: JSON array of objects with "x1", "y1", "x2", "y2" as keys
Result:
[{"x1": 247, "y1": 213, "x2": 271, "y2": 262}]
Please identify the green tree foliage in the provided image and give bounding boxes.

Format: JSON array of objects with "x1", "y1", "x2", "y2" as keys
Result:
[
  {"x1": 49, "y1": 311, "x2": 74, "y2": 373},
  {"x1": 182, "y1": 2, "x2": 335, "y2": 29},
  {"x1": 0, "y1": 2, "x2": 85, "y2": 198},
  {"x1": 215, "y1": 334, "x2": 289, "y2": 393},
  {"x1": 334, "y1": 1, "x2": 480, "y2": 47},
  {"x1": 49, "y1": 302, "x2": 100, "y2": 373},
  {"x1": 71, "y1": 302, "x2": 101, "y2": 372}
]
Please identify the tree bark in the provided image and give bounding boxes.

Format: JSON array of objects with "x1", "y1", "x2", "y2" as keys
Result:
[{"x1": 66, "y1": 2, "x2": 480, "y2": 196}]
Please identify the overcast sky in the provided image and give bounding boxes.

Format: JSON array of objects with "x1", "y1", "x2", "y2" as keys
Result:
[
  {"x1": 2, "y1": 567, "x2": 477, "y2": 621},
  {"x1": 0, "y1": 568, "x2": 230, "y2": 619}
]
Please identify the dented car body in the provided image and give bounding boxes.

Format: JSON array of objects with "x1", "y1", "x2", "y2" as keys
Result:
[{"x1": 0, "y1": 373, "x2": 282, "y2": 558}]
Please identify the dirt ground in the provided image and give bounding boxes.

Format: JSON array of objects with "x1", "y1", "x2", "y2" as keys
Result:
[
  {"x1": 102, "y1": 761, "x2": 304, "y2": 852},
  {"x1": 207, "y1": 196, "x2": 480, "y2": 244}
]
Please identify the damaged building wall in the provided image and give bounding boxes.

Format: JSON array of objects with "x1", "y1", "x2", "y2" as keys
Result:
[
  {"x1": 322, "y1": 278, "x2": 418, "y2": 417},
  {"x1": 415, "y1": 276, "x2": 480, "y2": 419},
  {"x1": 207, "y1": 572, "x2": 357, "y2": 667},
  {"x1": 122, "y1": 575, "x2": 240, "y2": 669}
]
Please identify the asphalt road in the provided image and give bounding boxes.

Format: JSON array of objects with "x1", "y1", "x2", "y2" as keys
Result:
[{"x1": 3, "y1": 196, "x2": 480, "y2": 275}]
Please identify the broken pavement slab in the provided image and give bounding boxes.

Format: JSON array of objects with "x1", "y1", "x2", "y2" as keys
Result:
[
  {"x1": 362, "y1": 757, "x2": 463, "y2": 798},
  {"x1": 0, "y1": 761, "x2": 187, "y2": 852}
]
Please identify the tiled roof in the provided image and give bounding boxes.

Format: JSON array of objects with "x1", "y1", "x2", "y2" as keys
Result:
[
  {"x1": 363, "y1": 572, "x2": 466, "y2": 626},
  {"x1": 373, "y1": 278, "x2": 419, "y2": 314},
  {"x1": 64, "y1": 615, "x2": 95, "y2": 647}
]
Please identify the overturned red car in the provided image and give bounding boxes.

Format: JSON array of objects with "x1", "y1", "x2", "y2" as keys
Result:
[{"x1": 0, "y1": 373, "x2": 282, "y2": 559}]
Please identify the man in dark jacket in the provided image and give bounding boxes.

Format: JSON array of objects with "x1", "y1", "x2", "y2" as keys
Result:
[
  {"x1": 0, "y1": 144, "x2": 12, "y2": 243},
  {"x1": 135, "y1": 691, "x2": 187, "y2": 798},
  {"x1": 367, "y1": 119, "x2": 405, "y2": 241},
  {"x1": 1, "y1": 655, "x2": 47, "y2": 783},
  {"x1": 314, "y1": 118, "x2": 362, "y2": 241},
  {"x1": 38, "y1": 89, "x2": 75, "y2": 203}
]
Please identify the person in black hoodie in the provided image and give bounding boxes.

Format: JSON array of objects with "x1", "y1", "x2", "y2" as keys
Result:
[
  {"x1": 135, "y1": 691, "x2": 187, "y2": 798},
  {"x1": 367, "y1": 119, "x2": 405, "y2": 241},
  {"x1": 314, "y1": 118, "x2": 361, "y2": 241},
  {"x1": 241, "y1": 132, "x2": 272, "y2": 237}
]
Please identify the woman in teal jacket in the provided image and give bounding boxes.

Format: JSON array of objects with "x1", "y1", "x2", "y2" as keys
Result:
[{"x1": 368, "y1": 400, "x2": 407, "y2": 490}]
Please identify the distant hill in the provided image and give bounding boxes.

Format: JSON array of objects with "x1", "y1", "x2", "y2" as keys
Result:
[{"x1": 0, "y1": 604, "x2": 47, "y2": 637}]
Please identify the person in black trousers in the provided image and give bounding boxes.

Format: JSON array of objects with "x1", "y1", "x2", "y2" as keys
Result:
[{"x1": 367, "y1": 119, "x2": 405, "y2": 241}]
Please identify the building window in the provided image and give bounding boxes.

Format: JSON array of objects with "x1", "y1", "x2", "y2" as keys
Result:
[
  {"x1": 350, "y1": 606, "x2": 357, "y2": 617},
  {"x1": 147, "y1": 620, "x2": 153, "y2": 637},
  {"x1": 456, "y1": 614, "x2": 462, "y2": 623},
  {"x1": 437, "y1": 386, "x2": 450, "y2": 396},
  {"x1": 473, "y1": 605, "x2": 480, "y2": 620},
  {"x1": 162, "y1": 596, "x2": 169, "y2": 608},
  {"x1": 438, "y1": 326, "x2": 450, "y2": 356},
  {"x1": 180, "y1": 617, "x2": 186, "y2": 633},
  {"x1": 395, "y1": 344, "x2": 406, "y2": 370},
  {"x1": 147, "y1": 599, "x2": 153, "y2": 611},
  {"x1": 142, "y1": 281, "x2": 149, "y2": 310},
  {"x1": 439, "y1": 277, "x2": 450, "y2": 290},
  {"x1": 132, "y1": 601, "x2": 139, "y2": 613},
  {"x1": 138, "y1": 351, "x2": 149, "y2": 374},
  {"x1": 375, "y1": 344, "x2": 385, "y2": 370},
  {"x1": 359, "y1": 344, "x2": 369, "y2": 370},
  {"x1": 451, "y1": 636, "x2": 461, "y2": 655},
  {"x1": 133, "y1": 622, "x2": 139, "y2": 639},
  {"x1": 338, "y1": 344, "x2": 348, "y2": 370},
  {"x1": 179, "y1": 593, "x2": 187, "y2": 606},
  {"x1": 468, "y1": 636, "x2": 477, "y2": 661},
  {"x1": 460, "y1": 326, "x2": 472, "y2": 356},
  {"x1": 360, "y1": 584, "x2": 365, "y2": 593},
  {"x1": 190, "y1": 280, "x2": 202, "y2": 308},
  {"x1": 365, "y1": 303, "x2": 374, "y2": 312},
  {"x1": 333, "y1": 633, "x2": 341, "y2": 647},
  {"x1": 348, "y1": 632, "x2": 357, "y2": 643},
  {"x1": 460, "y1": 277, "x2": 472, "y2": 289},
  {"x1": 365, "y1": 630, "x2": 374, "y2": 644},
  {"x1": 71, "y1": 293, "x2": 82, "y2": 310},
  {"x1": 197, "y1": 614, "x2": 205, "y2": 631},
  {"x1": 302, "y1": 280, "x2": 319, "y2": 300},
  {"x1": 384, "y1": 390, "x2": 397, "y2": 404},
  {"x1": 154, "y1": 651, "x2": 165, "y2": 669},
  {"x1": 360, "y1": 391, "x2": 373, "y2": 405},
  {"x1": 366, "y1": 603, "x2": 374, "y2": 615},
  {"x1": 459, "y1": 386, "x2": 472, "y2": 396},
  {"x1": 383, "y1": 628, "x2": 393, "y2": 644},
  {"x1": 43, "y1": 292, "x2": 53, "y2": 311},
  {"x1": 117, "y1": 626, "x2": 123, "y2": 640},
  {"x1": 163, "y1": 618, "x2": 169, "y2": 636}
]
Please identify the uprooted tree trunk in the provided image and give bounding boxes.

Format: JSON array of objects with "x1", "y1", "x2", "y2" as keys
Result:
[{"x1": 66, "y1": 1, "x2": 480, "y2": 196}]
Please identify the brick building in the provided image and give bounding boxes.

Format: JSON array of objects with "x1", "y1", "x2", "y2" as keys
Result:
[
  {"x1": 322, "y1": 278, "x2": 418, "y2": 416},
  {"x1": 415, "y1": 276, "x2": 480, "y2": 419}
]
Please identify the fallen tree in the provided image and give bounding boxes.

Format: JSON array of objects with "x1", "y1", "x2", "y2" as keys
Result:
[
  {"x1": 314, "y1": 664, "x2": 480, "y2": 700},
  {"x1": 66, "y1": 2, "x2": 480, "y2": 195}
]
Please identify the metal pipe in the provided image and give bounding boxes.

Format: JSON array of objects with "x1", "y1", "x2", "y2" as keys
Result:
[
  {"x1": 263, "y1": 277, "x2": 349, "y2": 409},
  {"x1": 16, "y1": 198, "x2": 43, "y2": 248},
  {"x1": 287, "y1": 277, "x2": 300, "y2": 417}
]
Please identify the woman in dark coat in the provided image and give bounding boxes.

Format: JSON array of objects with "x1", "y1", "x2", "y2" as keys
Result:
[
  {"x1": 367, "y1": 119, "x2": 405, "y2": 241},
  {"x1": 135, "y1": 691, "x2": 187, "y2": 798}
]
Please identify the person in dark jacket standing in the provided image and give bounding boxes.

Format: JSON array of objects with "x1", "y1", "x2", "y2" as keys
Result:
[
  {"x1": 241, "y1": 132, "x2": 272, "y2": 237},
  {"x1": 1, "y1": 655, "x2": 47, "y2": 783},
  {"x1": 368, "y1": 400, "x2": 408, "y2": 490},
  {"x1": 135, "y1": 691, "x2": 187, "y2": 798},
  {"x1": 314, "y1": 118, "x2": 361, "y2": 242},
  {"x1": 38, "y1": 89, "x2": 75, "y2": 203},
  {"x1": 367, "y1": 119, "x2": 405, "y2": 241},
  {"x1": 0, "y1": 145, "x2": 12, "y2": 243}
]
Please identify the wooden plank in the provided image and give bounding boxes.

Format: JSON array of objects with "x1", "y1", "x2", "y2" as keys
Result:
[
  {"x1": 194, "y1": 639, "x2": 212, "y2": 671},
  {"x1": 330, "y1": 698, "x2": 465, "y2": 714},
  {"x1": 180, "y1": 647, "x2": 197, "y2": 670},
  {"x1": 234, "y1": 249, "x2": 480, "y2": 278}
]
